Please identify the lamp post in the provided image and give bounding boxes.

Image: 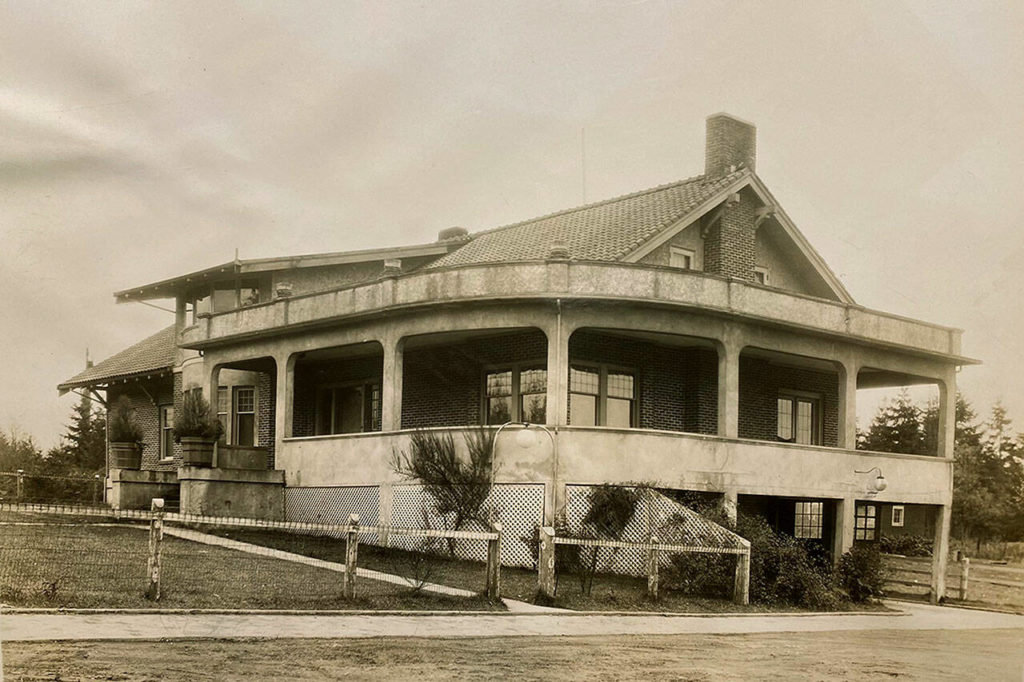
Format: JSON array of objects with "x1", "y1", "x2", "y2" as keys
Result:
[{"x1": 489, "y1": 421, "x2": 557, "y2": 524}]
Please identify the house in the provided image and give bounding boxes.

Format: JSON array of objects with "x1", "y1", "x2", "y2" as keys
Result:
[{"x1": 58, "y1": 113, "x2": 975, "y2": 600}]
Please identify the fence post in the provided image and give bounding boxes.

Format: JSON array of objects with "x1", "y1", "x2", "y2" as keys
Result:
[
  {"x1": 145, "y1": 498, "x2": 165, "y2": 601},
  {"x1": 959, "y1": 556, "x2": 970, "y2": 601},
  {"x1": 486, "y1": 522, "x2": 503, "y2": 600},
  {"x1": 16, "y1": 469, "x2": 24, "y2": 499},
  {"x1": 733, "y1": 546, "x2": 751, "y2": 606},
  {"x1": 92, "y1": 475, "x2": 101, "y2": 506},
  {"x1": 537, "y1": 526, "x2": 556, "y2": 601},
  {"x1": 344, "y1": 513, "x2": 360, "y2": 599},
  {"x1": 647, "y1": 535, "x2": 659, "y2": 601}
]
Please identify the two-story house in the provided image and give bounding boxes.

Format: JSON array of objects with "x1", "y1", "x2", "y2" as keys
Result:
[{"x1": 59, "y1": 113, "x2": 975, "y2": 600}]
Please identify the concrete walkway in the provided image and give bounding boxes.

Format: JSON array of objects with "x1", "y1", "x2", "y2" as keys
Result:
[{"x1": 2, "y1": 602, "x2": 1022, "y2": 642}]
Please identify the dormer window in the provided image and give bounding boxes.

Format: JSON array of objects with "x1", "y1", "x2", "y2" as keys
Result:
[
  {"x1": 669, "y1": 246, "x2": 696, "y2": 270},
  {"x1": 753, "y1": 267, "x2": 770, "y2": 285}
]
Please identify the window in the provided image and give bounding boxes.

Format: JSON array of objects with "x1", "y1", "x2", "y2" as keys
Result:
[
  {"x1": 891, "y1": 505, "x2": 905, "y2": 528},
  {"x1": 216, "y1": 387, "x2": 229, "y2": 444},
  {"x1": 777, "y1": 393, "x2": 820, "y2": 445},
  {"x1": 569, "y1": 364, "x2": 636, "y2": 428},
  {"x1": 753, "y1": 266, "x2": 770, "y2": 285},
  {"x1": 855, "y1": 503, "x2": 877, "y2": 541},
  {"x1": 233, "y1": 386, "x2": 256, "y2": 447},
  {"x1": 159, "y1": 405, "x2": 175, "y2": 461},
  {"x1": 188, "y1": 278, "x2": 264, "y2": 322},
  {"x1": 484, "y1": 365, "x2": 547, "y2": 425},
  {"x1": 316, "y1": 382, "x2": 381, "y2": 435},
  {"x1": 794, "y1": 501, "x2": 823, "y2": 539},
  {"x1": 669, "y1": 246, "x2": 696, "y2": 270}
]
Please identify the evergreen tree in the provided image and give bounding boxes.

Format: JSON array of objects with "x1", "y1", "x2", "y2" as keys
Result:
[
  {"x1": 858, "y1": 389, "x2": 928, "y2": 455},
  {"x1": 45, "y1": 394, "x2": 107, "y2": 475}
]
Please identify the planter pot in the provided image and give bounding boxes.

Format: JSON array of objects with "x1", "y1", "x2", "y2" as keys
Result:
[
  {"x1": 180, "y1": 437, "x2": 215, "y2": 467},
  {"x1": 110, "y1": 442, "x2": 142, "y2": 469}
]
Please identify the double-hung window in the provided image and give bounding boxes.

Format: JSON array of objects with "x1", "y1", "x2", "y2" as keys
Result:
[
  {"x1": 484, "y1": 364, "x2": 547, "y2": 425},
  {"x1": 569, "y1": 364, "x2": 636, "y2": 428},
  {"x1": 233, "y1": 386, "x2": 256, "y2": 447},
  {"x1": 777, "y1": 393, "x2": 820, "y2": 445},
  {"x1": 159, "y1": 405, "x2": 175, "y2": 461}
]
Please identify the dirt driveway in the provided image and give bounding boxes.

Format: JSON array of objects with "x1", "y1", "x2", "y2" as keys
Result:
[{"x1": 5, "y1": 628, "x2": 1024, "y2": 681}]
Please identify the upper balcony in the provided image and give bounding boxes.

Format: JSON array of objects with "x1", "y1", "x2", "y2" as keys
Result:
[{"x1": 180, "y1": 261, "x2": 969, "y2": 363}]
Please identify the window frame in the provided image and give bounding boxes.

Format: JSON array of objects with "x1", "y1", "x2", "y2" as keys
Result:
[
  {"x1": 481, "y1": 361, "x2": 548, "y2": 425},
  {"x1": 669, "y1": 246, "x2": 697, "y2": 270},
  {"x1": 315, "y1": 379, "x2": 382, "y2": 435},
  {"x1": 793, "y1": 500, "x2": 824, "y2": 539},
  {"x1": 232, "y1": 385, "x2": 257, "y2": 447},
  {"x1": 855, "y1": 503, "x2": 878, "y2": 541},
  {"x1": 753, "y1": 266, "x2": 770, "y2": 285},
  {"x1": 776, "y1": 390, "x2": 822, "y2": 445},
  {"x1": 568, "y1": 362, "x2": 637, "y2": 428},
  {"x1": 891, "y1": 505, "x2": 905, "y2": 528},
  {"x1": 159, "y1": 404, "x2": 175, "y2": 462}
]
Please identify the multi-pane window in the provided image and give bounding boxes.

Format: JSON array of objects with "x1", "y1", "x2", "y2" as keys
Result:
[
  {"x1": 233, "y1": 386, "x2": 256, "y2": 447},
  {"x1": 777, "y1": 394, "x2": 819, "y2": 445},
  {"x1": 569, "y1": 364, "x2": 636, "y2": 428},
  {"x1": 891, "y1": 505, "x2": 905, "y2": 528},
  {"x1": 216, "y1": 387, "x2": 229, "y2": 444},
  {"x1": 855, "y1": 504, "x2": 877, "y2": 541},
  {"x1": 794, "y1": 501, "x2": 823, "y2": 539},
  {"x1": 484, "y1": 365, "x2": 547, "y2": 425},
  {"x1": 316, "y1": 382, "x2": 382, "y2": 435},
  {"x1": 159, "y1": 405, "x2": 175, "y2": 460}
]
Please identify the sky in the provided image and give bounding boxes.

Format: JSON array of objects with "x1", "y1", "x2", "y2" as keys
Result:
[{"x1": 1, "y1": 1, "x2": 1021, "y2": 449}]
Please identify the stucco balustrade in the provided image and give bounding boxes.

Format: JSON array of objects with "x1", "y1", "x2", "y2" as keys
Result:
[
  {"x1": 278, "y1": 427, "x2": 951, "y2": 506},
  {"x1": 180, "y1": 262, "x2": 966, "y2": 362}
]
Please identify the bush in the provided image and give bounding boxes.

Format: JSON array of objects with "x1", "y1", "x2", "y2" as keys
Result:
[
  {"x1": 835, "y1": 544, "x2": 885, "y2": 602},
  {"x1": 108, "y1": 396, "x2": 144, "y2": 444},
  {"x1": 172, "y1": 389, "x2": 224, "y2": 442},
  {"x1": 880, "y1": 534, "x2": 932, "y2": 557}
]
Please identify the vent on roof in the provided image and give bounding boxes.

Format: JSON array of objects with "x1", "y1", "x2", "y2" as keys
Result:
[
  {"x1": 437, "y1": 226, "x2": 469, "y2": 242},
  {"x1": 705, "y1": 113, "x2": 756, "y2": 177}
]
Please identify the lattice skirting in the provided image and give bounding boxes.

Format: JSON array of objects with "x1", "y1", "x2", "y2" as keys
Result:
[{"x1": 285, "y1": 486, "x2": 381, "y2": 543}]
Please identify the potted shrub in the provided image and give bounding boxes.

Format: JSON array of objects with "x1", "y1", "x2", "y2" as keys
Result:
[
  {"x1": 173, "y1": 388, "x2": 224, "y2": 467},
  {"x1": 108, "y1": 396, "x2": 144, "y2": 469}
]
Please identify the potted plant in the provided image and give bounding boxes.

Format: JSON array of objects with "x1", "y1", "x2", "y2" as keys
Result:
[
  {"x1": 173, "y1": 388, "x2": 224, "y2": 467},
  {"x1": 108, "y1": 396, "x2": 144, "y2": 469}
]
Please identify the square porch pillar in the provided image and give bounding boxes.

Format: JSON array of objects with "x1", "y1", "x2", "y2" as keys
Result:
[
  {"x1": 832, "y1": 496, "x2": 855, "y2": 564},
  {"x1": 274, "y1": 353, "x2": 295, "y2": 454},
  {"x1": 837, "y1": 358, "x2": 858, "y2": 449},
  {"x1": 931, "y1": 504, "x2": 951, "y2": 603},
  {"x1": 381, "y1": 337, "x2": 404, "y2": 431},
  {"x1": 716, "y1": 333, "x2": 742, "y2": 438}
]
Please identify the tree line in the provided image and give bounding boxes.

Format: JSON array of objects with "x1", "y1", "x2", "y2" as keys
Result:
[{"x1": 0, "y1": 395, "x2": 106, "y2": 478}]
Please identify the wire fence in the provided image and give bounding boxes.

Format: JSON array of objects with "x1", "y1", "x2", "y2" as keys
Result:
[
  {"x1": 0, "y1": 501, "x2": 501, "y2": 610},
  {"x1": 0, "y1": 470, "x2": 104, "y2": 506}
]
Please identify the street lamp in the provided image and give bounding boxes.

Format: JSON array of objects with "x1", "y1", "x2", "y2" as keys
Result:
[
  {"x1": 489, "y1": 421, "x2": 557, "y2": 524},
  {"x1": 854, "y1": 466, "x2": 887, "y2": 495}
]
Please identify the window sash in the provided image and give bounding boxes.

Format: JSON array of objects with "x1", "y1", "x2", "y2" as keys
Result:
[
  {"x1": 160, "y1": 406, "x2": 175, "y2": 460},
  {"x1": 233, "y1": 387, "x2": 256, "y2": 447},
  {"x1": 484, "y1": 364, "x2": 547, "y2": 425},
  {"x1": 794, "y1": 500, "x2": 823, "y2": 539},
  {"x1": 568, "y1": 364, "x2": 635, "y2": 428},
  {"x1": 777, "y1": 395, "x2": 820, "y2": 445},
  {"x1": 855, "y1": 504, "x2": 877, "y2": 540}
]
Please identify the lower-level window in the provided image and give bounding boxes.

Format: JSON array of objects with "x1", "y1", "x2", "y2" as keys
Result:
[
  {"x1": 159, "y1": 405, "x2": 175, "y2": 460},
  {"x1": 233, "y1": 386, "x2": 256, "y2": 447},
  {"x1": 316, "y1": 382, "x2": 381, "y2": 435},
  {"x1": 794, "y1": 500, "x2": 823, "y2": 539},
  {"x1": 855, "y1": 503, "x2": 877, "y2": 540},
  {"x1": 891, "y1": 505, "x2": 905, "y2": 527}
]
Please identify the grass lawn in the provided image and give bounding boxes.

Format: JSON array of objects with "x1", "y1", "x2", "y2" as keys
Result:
[{"x1": 0, "y1": 517, "x2": 499, "y2": 611}]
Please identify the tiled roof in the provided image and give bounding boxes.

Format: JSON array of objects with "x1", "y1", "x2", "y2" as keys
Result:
[
  {"x1": 58, "y1": 325, "x2": 177, "y2": 390},
  {"x1": 429, "y1": 171, "x2": 746, "y2": 268}
]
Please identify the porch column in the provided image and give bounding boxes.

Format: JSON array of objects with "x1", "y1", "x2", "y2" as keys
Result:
[
  {"x1": 721, "y1": 489, "x2": 738, "y2": 526},
  {"x1": 837, "y1": 357, "x2": 858, "y2": 449},
  {"x1": 937, "y1": 369, "x2": 957, "y2": 460},
  {"x1": 832, "y1": 496, "x2": 855, "y2": 564},
  {"x1": 931, "y1": 504, "x2": 951, "y2": 603},
  {"x1": 206, "y1": 363, "x2": 221, "y2": 405},
  {"x1": 546, "y1": 315, "x2": 571, "y2": 427},
  {"x1": 716, "y1": 330, "x2": 742, "y2": 438},
  {"x1": 274, "y1": 353, "x2": 295, "y2": 455},
  {"x1": 381, "y1": 336, "x2": 405, "y2": 431}
]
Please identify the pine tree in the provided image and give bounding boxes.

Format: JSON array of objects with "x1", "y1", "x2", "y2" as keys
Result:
[
  {"x1": 859, "y1": 389, "x2": 928, "y2": 455},
  {"x1": 48, "y1": 394, "x2": 107, "y2": 474}
]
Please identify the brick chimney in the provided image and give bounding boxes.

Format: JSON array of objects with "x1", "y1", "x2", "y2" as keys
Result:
[
  {"x1": 702, "y1": 113, "x2": 758, "y2": 281},
  {"x1": 705, "y1": 113, "x2": 756, "y2": 177}
]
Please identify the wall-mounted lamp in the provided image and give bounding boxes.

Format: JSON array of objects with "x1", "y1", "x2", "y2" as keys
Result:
[{"x1": 854, "y1": 466, "x2": 887, "y2": 495}]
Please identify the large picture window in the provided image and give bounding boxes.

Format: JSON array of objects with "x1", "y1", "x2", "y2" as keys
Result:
[
  {"x1": 233, "y1": 386, "x2": 256, "y2": 447},
  {"x1": 569, "y1": 364, "x2": 636, "y2": 428},
  {"x1": 316, "y1": 382, "x2": 381, "y2": 435},
  {"x1": 777, "y1": 393, "x2": 820, "y2": 445},
  {"x1": 484, "y1": 364, "x2": 547, "y2": 425}
]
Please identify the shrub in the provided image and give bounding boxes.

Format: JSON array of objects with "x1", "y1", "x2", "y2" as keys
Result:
[
  {"x1": 108, "y1": 396, "x2": 144, "y2": 444},
  {"x1": 172, "y1": 389, "x2": 224, "y2": 442},
  {"x1": 835, "y1": 544, "x2": 885, "y2": 602},
  {"x1": 880, "y1": 534, "x2": 932, "y2": 557}
]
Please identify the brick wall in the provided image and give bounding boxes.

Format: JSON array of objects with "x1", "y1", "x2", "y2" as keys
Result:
[
  {"x1": 705, "y1": 114, "x2": 756, "y2": 177},
  {"x1": 703, "y1": 189, "x2": 757, "y2": 281},
  {"x1": 107, "y1": 375, "x2": 177, "y2": 472},
  {"x1": 738, "y1": 356, "x2": 839, "y2": 447},
  {"x1": 257, "y1": 371, "x2": 276, "y2": 468},
  {"x1": 569, "y1": 331, "x2": 718, "y2": 434},
  {"x1": 402, "y1": 330, "x2": 547, "y2": 428},
  {"x1": 293, "y1": 354, "x2": 384, "y2": 437}
]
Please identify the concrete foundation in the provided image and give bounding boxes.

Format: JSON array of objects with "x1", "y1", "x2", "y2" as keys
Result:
[
  {"x1": 178, "y1": 466, "x2": 285, "y2": 520},
  {"x1": 108, "y1": 468, "x2": 179, "y2": 510},
  {"x1": 214, "y1": 445, "x2": 269, "y2": 471}
]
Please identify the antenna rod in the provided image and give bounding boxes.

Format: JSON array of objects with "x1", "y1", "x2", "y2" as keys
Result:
[{"x1": 581, "y1": 127, "x2": 587, "y2": 204}]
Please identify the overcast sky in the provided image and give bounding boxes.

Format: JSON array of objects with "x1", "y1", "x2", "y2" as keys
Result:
[{"x1": 1, "y1": 1, "x2": 1021, "y2": 448}]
